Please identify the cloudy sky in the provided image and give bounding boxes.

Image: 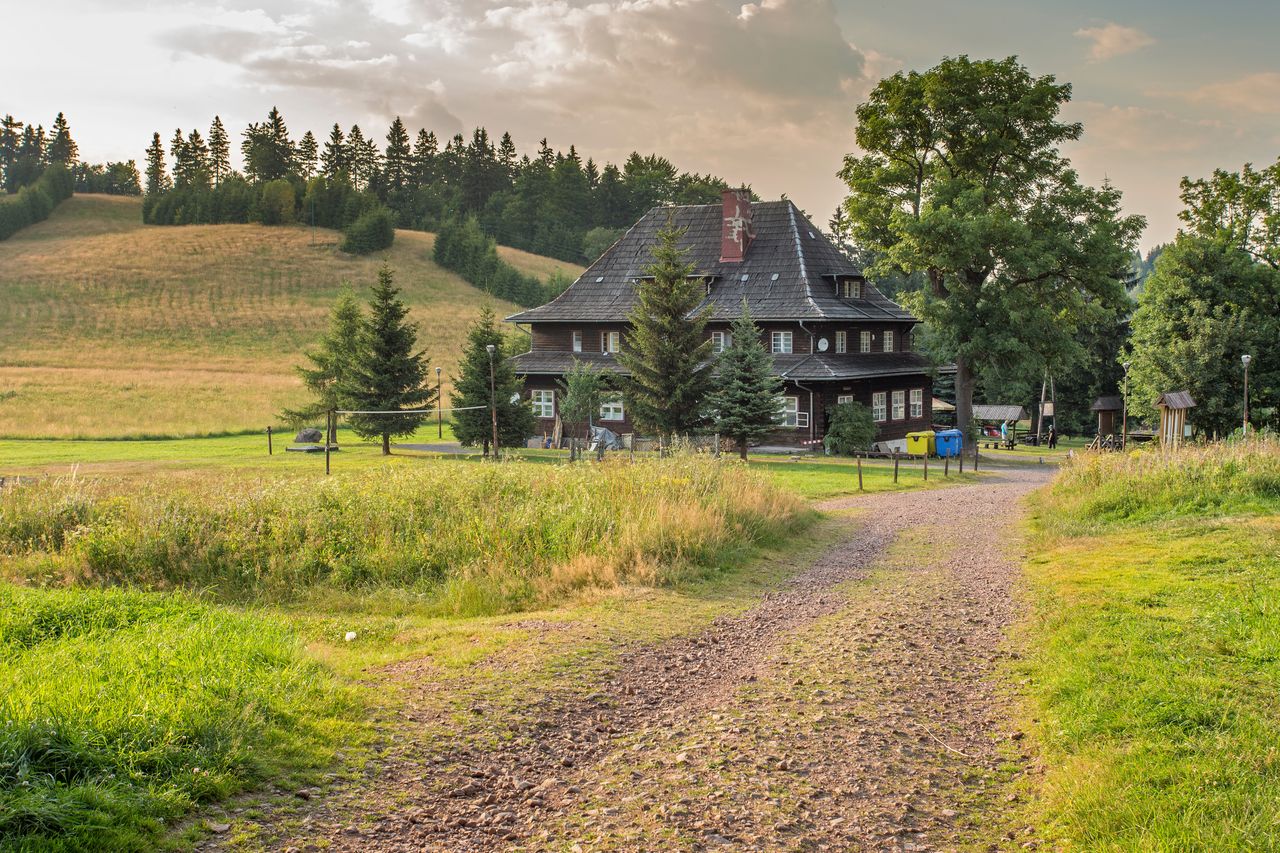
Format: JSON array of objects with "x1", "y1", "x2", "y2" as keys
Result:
[{"x1": 6, "y1": 0, "x2": 1278, "y2": 249}]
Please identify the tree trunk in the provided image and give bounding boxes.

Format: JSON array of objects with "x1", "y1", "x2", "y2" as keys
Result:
[
  {"x1": 381, "y1": 433, "x2": 390, "y2": 456},
  {"x1": 738, "y1": 438, "x2": 748, "y2": 461},
  {"x1": 955, "y1": 355, "x2": 976, "y2": 457}
]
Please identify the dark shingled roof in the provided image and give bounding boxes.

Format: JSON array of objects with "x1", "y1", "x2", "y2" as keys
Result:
[
  {"x1": 1157, "y1": 390, "x2": 1196, "y2": 410},
  {"x1": 508, "y1": 350, "x2": 942, "y2": 381},
  {"x1": 1091, "y1": 395, "x2": 1124, "y2": 412},
  {"x1": 507, "y1": 200, "x2": 916, "y2": 324}
]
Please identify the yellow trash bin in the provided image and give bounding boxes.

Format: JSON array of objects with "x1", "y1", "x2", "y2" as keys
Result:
[{"x1": 906, "y1": 431, "x2": 936, "y2": 457}]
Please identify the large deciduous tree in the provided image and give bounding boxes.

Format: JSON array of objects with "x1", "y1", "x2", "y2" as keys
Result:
[
  {"x1": 708, "y1": 304, "x2": 782, "y2": 459},
  {"x1": 1126, "y1": 237, "x2": 1279, "y2": 436},
  {"x1": 450, "y1": 303, "x2": 534, "y2": 455},
  {"x1": 617, "y1": 219, "x2": 713, "y2": 441},
  {"x1": 339, "y1": 265, "x2": 435, "y2": 455},
  {"x1": 840, "y1": 55, "x2": 1144, "y2": 444}
]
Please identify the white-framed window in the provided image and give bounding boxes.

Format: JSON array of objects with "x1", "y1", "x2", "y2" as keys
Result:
[
  {"x1": 910, "y1": 388, "x2": 923, "y2": 418},
  {"x1": 892, "y1": 390, "x2": 905, "y2": 420},
  {"x1": 531, "y1": 389, "x2": 554, "y2": 419},
  {"x1": 780, "y1": 396, "x2": 809, "y2": 428},
  {"x1": 601, "y1": 330, "x2": 620, "y2": 353},
  {"x1": 836, "y1": 394, "x2": 854, "y2": 405},
  {"x1": 883, "y1": 330, "x2": 895, "y2": 352},
  {"x1": 860, "y1": 330, "x2": 872, "y2": 353},
  {"x1": 771, "y1": 330, "x2": 793, "y2": 354},
  {"x1": 572, "y1": 330, "x2": 583, "y2": 353},
  {"x1": 841, "y1": 279, "x2": 862, "y2": 299},
  {"x1": 835, "y1": 331, "x2": 847, "y2": 353},
  {"x1": 872, "y1": 392, "x2": 887, "y2": 422},
  {"x1": 599, "y1": 395, "x2": 624, "y2": 421},
  {"x1": 711, "y1": 330, "x2": 733, "y2": 353}
]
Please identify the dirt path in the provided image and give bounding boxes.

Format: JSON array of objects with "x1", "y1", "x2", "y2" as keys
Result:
[{"x1": 268, "y1": 465, "x2": 1049, "y2": 852}]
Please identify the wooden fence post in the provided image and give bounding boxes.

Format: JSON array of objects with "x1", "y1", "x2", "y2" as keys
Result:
[
  {"x1": 267, "y1": 426, "x2": 273, "y2": 456},
  {"x1": 923, "y1": 453, "x2": 928, "y2": 481},
  {"x1": 893, "y1": 450, "x2": 899, "y2": 484},
  {"x1": 325, "y1": 410, "x2": 332, "y2": 476},
  {"x1": 944, "y1": 454, "x2": 949, "y2": 477},
  {"x1": 857, "y1": 455, "x2": 863, "y2": 491},
  {"x1": 959, "y1": 450, "x2": 964, "y2": 474}
]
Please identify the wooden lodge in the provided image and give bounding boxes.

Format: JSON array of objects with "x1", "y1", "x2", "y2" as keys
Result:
[{"x1": 506, "y1": 190, "x2": 949, "y2": 450}]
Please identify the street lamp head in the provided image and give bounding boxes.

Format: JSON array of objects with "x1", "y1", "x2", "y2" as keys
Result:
[
  {"x1": 1242, "y1": 354, "x2": 1252, "y2": 367},
  {"x1": 435, "y1": 366, "x2": 442, "y2": 376},
  {"x1": 485, "y1": 344, "x2": 495, "y2": 356},
  {"x1": 1122, "y1": 360, "x2": 1131, "y2": 372}
]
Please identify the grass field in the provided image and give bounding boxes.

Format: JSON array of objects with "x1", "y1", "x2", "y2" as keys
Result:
[
  {"x1": 1017, "y1": 439, "x2": 1280, "y2": 850},
  {"x1": 0, "y1": 453, "x2": 810, "y2": 849},
  {"x1": 0, "y1": 195, "x2": 582, "y2": 439}
]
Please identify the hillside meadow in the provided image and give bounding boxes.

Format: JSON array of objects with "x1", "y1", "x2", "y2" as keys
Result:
[
  {"x1": 0, "y1": 195, "x2": 582, "y2": 439},
  {"x1": 0, "y1": 453, "x2": 810, "y2": 849},
  {"x1": 1016, "y1": 439, "x2": 1280, "y2": 850}
]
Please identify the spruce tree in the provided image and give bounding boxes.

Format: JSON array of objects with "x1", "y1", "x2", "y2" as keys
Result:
[
  {"x1": 144, "y1": 132, "x2": 170, "y2": 196},
  {"x1": 321, "y1": 123, "x2": 346, "y2": 181},
  {"x1": 46, "y1": 112, "x2": 77, "y2": 166},
  {"x1": 617, "y1": 218, "x2": 713, "y2": 441},
  {"x1": 347, "y1": 124, "x2": 368, "y2": 189},
  {"x1": 297, "y1": 130, "x2": 319, "y2": 179},
  {"x1": 283, "y1": 288, "x2": 362, "y2": 443},
  {"x1": 208, "y1": 116, "x2": 230, "y2": 186},
  {"x1": 169, "y1": 128, "x2": 187, "y2": 184},
  {"x1": 0, "y1": 116, "x2": 23, "y2": 191},
  {"x1": 411, "y1": 129, "x2": 437, "y2": 187},
  {"x1": 450, "y1": 304, "x2": 534, "y2": 456},
  {"x1": 384, "y1": 117, "x2": 410, "y2": 191},
  {"x1": 708, "y1": 305, "x2": 783, "y2": 459},
  {"x1": 339, "y1": 265, "x2": 435, "y2": 455},
  {"x1": 184, "y1": 129, "x2": 210, "y2": 189}
]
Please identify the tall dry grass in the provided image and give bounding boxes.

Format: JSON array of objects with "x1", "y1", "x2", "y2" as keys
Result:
[
  {"x1": 1, "y1": 455, "x2": 808, "y2": 614},
  {"x1": 1038, "y1": 437, "x2": 1280, "y2": 534}
]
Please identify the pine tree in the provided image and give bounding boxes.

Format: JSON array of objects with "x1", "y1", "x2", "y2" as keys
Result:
[
  {"x1": 183, "y1": 129, "x2": 211, "y2": 189},
  {"x1": 321, "y1": 122, "x2": 346, "y2": 181},
  {"x1": 297, "y1": 130, "x2": 319, "y2": 179},
  {"x1": 449, "y1": 303, "x2": 534, "y2": 456},
  {"x1": 283, "y1": 288, "x2": 362, "y2": 443},
  {"x1": 144, "y1": 132, "x2": 170, "y2": 196},
  {"x1": 46, "y1": 112, "x2": 77, "y2": 166},
  {"x1": 498, "y1": 132, "x2": 518, "y2": 184},
  {"x1": 339, "y1": 264, "x2": 435, "y2": 455},
  {"x1": 208, "y1": 116, "x2": 230, "y2": 186},
  {"x1": 708, "y1": 304, "x2": 783, "y2": 459},
  {"x1": 617, "y1": 218, "x2": 713, "y2": 441},
  {"x1": 384, "y1": 117, "x2": 411, "y2": 191}
]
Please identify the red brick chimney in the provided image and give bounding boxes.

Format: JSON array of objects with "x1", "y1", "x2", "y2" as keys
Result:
[{"x1": 720, "y1": 187, "x2": 753, "y2": 263}]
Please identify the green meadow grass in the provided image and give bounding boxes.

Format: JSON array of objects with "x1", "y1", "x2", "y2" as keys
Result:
[
  {"x1": 0, "y1": 585, "x2": 360, "y2": 852},
  {"x1": 1018, "y1": 438, "x2": 1280, "y2": 850}
]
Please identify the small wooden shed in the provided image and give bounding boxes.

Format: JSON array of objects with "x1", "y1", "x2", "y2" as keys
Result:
[
  {"x1": 1156, "y1": 391, "x2": 1196, "y2": 449},
  {"x1": 1091, "y1": 395, "x2": 1123, "y2": 436}
]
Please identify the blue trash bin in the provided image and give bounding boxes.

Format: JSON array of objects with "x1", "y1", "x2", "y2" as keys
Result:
[{"x1": 935, "y1": 428, "x2": 963, "y2": 458}]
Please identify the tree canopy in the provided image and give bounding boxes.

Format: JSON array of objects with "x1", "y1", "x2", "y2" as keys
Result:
[
  {"x1": 449, "y1": 304, "x2": 534, "y2": 455},
  {"x1": 840, "y1": 55, "x2": 1144, "y2": 441}
]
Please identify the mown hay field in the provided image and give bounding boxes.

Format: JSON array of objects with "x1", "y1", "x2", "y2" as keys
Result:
[{"x1": 0, "y1": 195, "x2": 582, "y2": 439}]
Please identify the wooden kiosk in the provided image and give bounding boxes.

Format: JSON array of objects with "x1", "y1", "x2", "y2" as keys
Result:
[{"x1": 1156, "y1": 391, "x2": 1196, "y2": 449}]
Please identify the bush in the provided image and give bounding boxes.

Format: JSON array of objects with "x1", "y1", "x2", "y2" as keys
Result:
[
  {"x1": 341, "y1": 206, "x2": 395, "y2": 254},
  {"x1": 823, "y1": 402, "x2": 877, "y2": 455},
  {"x1": 433, "y1": 216, "x2": 549, "y2": 306},
  {"x1": 257, "y1": 178, "x2": 297, "y2": 225},
  {"x1": 0, "y1": 165, "x2": 74, "y2": 241}
]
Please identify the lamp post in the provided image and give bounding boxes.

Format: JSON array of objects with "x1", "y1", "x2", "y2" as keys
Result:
[
  {"x1": 1242, "y1": 354, "x2": 1252, "y2": 437},
  {"x1": 435, "y1": 366, "x2": 443, "y2": 439},
  {"x1": 1121, "y1": 360, "x2": 1131, "y2": 450},
  {"x1": 486, "y1": 344, "x2": 498, "y2": 458}
]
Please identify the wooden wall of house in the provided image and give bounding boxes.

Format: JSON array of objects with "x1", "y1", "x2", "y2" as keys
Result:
[{"x1": 527, "y1": 320, "x2": 918, "y2": 356}]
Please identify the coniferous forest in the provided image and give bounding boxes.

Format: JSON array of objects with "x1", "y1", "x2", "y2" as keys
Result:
[{"x1": 140, "y1": 107, "x2": 729, "y2": 266}]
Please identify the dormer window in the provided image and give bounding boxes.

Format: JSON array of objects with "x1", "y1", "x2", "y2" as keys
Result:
[{"x1": 840, "y1": 279, "x2": 863, "y2": 299}]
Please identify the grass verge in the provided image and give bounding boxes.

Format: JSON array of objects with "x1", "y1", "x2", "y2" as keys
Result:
[{"x1": 1016, "y1": 438, "x2": 1280, "y2": 850}]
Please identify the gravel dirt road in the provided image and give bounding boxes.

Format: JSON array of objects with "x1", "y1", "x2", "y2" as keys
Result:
[{"x1": 254, "y1": 465, "x2": 1051, "y2": 852}]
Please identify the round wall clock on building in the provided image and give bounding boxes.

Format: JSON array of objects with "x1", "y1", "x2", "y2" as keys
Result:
[{"x1": 817, "y1": 337, "x2": 830, "y2": 352}]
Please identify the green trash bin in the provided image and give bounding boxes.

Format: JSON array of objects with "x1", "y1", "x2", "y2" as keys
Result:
[{"x1": 906, "y1": 431, "x2": 935, "y2": 456}]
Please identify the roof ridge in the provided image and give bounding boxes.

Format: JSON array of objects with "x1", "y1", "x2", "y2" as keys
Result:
[{"x1": 786, "y1": 201, "x2": 819, "y2": 312}]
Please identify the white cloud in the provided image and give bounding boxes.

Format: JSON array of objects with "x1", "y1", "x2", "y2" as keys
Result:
[
  {"x1": 1074, "y1": 22, "x2": 1154, "y2": 62},
  {"x1": 1181, "y1": 72, "x2": 1280, "y2": 115}
]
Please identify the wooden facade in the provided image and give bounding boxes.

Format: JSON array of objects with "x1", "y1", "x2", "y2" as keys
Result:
[{"x1": 508, "y1": 191, "x2": 949, "y2": 450}]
